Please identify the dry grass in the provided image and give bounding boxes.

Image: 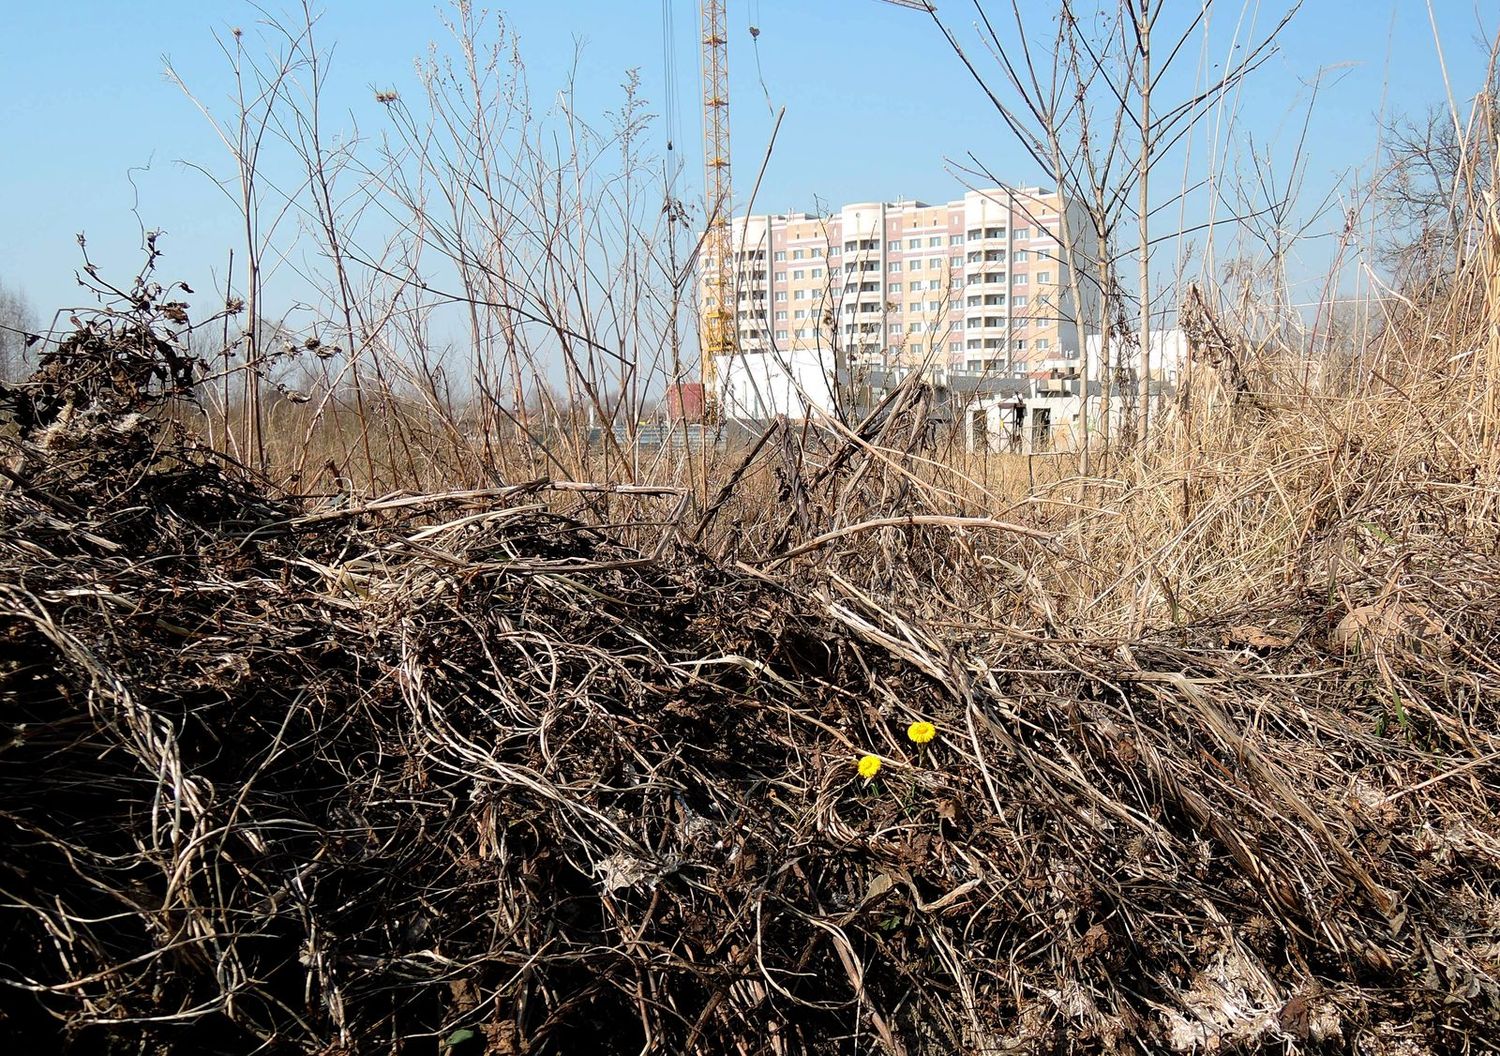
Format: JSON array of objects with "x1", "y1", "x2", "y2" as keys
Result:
[
  {"x1": 2, "y1": 12, "x2": 1499, "y2": 1051},
  {"x1": 1, "y1": 208, "x2": 1498, "y2": 1054}
]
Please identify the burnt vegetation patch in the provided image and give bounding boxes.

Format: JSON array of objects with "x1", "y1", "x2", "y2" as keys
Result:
[{"x1": 0, "y1": 282, "x2": 1498, "y2": 1056}]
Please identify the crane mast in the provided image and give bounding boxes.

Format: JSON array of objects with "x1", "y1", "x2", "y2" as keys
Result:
[{"x1": 698, "y1": 0, "x2": 733, "y2": 400}]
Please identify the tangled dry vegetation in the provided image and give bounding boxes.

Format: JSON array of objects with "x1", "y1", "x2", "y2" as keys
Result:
[{"x1": 1, "y1": 278, "x2": 1499, "y2": 1056}]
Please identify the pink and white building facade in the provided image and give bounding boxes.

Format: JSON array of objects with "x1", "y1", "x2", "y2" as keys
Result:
[{"x1": 702, "y1": 186, "x2": 1100, "y2": 379}]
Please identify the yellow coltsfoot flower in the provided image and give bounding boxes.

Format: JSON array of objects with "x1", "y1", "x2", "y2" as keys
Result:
[
  {"x1": 857, "y1": 754, "x2": 882, "y2": 781},
  {"x1": 907, "y1": 721, "x2": 937, "y2": 745}
]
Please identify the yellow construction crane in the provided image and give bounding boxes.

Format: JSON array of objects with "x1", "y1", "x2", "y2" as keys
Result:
[
  {"x1": 697, "y1": 0, "x2": 733, "y2": 401},
  {"x1": 696, "y1": 0, "x2": 934, "y2": 405}
]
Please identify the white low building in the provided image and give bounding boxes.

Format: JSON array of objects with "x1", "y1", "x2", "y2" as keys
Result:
[
  {"x1": 1085, "y1": 328, "x2": 1189, "y2": 386},
  {"x1": 711, "y1": 343, "x2": 1181, "y2": 453},
  {"x1": 716, "y1": 348, "x2": 840, "y2": 421},
  {"x1": 961, "y1": 376, "x2": 1095, "y2": 453}
]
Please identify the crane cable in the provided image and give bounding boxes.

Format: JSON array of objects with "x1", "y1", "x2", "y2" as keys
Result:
[
  {"x1": 660, "y1": 0, "x2": 679, "y2": 161},
  {"x1": 747, "y1": 0, "x2": 775, "y2": 117}
]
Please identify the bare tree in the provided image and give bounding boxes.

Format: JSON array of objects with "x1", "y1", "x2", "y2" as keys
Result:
[
  {"x1": 0, "y1": 278, "x2": 37, "y2": 383},
  {"x1": 1376, "y1": 77, "x2": 1498, "y2": 294},
  {"x1": 931, "y1": 0, "x2": 1299, "y2": 453}
]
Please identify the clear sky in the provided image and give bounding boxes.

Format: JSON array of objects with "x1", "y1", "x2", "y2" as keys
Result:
[{"x1": 1, "y1": 1, "x2": 1494, "y2": 324}]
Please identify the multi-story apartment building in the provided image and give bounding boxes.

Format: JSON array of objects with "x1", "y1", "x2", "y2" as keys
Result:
[{"x1": 700, "y1": 186, "x2": 1100, "y2": 379}]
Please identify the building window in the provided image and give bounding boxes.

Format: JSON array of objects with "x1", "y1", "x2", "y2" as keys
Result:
[
  {"x1": 776, "y1": 329, "x2": 788, "y2": 340},
  {"x1": 774, "y1": 271, "x2": 786, "y2": 282},
  {"x1": 793, "y1": 269, "x2": 805, "y2": 279},
  {"x1": 950, "y1": 235, "x2": 964, "y2": 246},
  {"x1": 889, "y1": 323, "x2": 902, "y2": 335},
  {"x1": 931, "y1": 236, "x2": 944, "y2": 247},
  {"x1": 1036, "y1": 338, "x2": 1050, "y2": 349},
  {"x1": 985, "y1": 227, "x2": 1004, "y2": 238},
  {"x1": 888, "y1": 240, "x2": 901, "y2": 252},
  {"x1": 908, "y1": 259, "x2": 922, "y2": 270},
  {"x1": 775, "y1": 291, "x2": 787, "y2": 301},
  {"x1": 888, "y1": 282, "x2": 902, "y2": 294},
  {"x1": 774, "y1": 310, "x2": 788, "y2": 320},
  {"x1": 828, "y1": 245, "x2": 839, "y2": 256},
  {"x1": 966, "y1": 318, "x2": 981, "y2": 329},
  {"x1": 909, "y1": 322, "x2": 921, "y2": 333},
  {"x1": 1013, "y1": 250, "x2": 1029, "y2": 263},
  {"x1": 811, "y1": 268, "x2": 823, "y2": 278},
  {"x1": 967, "y1": 296, "x2": 981, "y2": 308},
  {"x1": 908, "y1": 301, "x2": 922, "y2": 313},
  {"x1": 907, "y1": 237, "x2": 922, "y2": 249},
  {"x1": 793, "y1": 290, "x2": 806, "y2": 300},
  {"x1": 794, "y1": 309, "x2": 806, "y2": 319},
  {"x1": 1013, "y1": 228, "x2": 1030, "y2": 241},
  {"x1": 774, "y1": 251, "x2": 786, "y2": 261},
  {"x1": 1013, "y1": 274, "x2": 1028, "y2": 285},
  {"x1": 967, "y1": 229, "x2": 981, "y2": 241},
  {"x1": 967, "y1": 339, "x2": 981, "y2": 350},
  {"x1": 792, "y1": 249, "x2": 804, "y2": 260},
  {"x1": 910, "y1": 342, "x2": 923, "y2": 354},
  {"x1": 986, "y1": 273, "x2": 1003, "y2": 284},
  {"x1": 1013, "y1": 339, "x2": 1027, "y2": 350},
  {"x1": 950, "y1": 341, "x2": 962, "y2": 352},
  {"x1": 928, "y1": 301, "x2": 940, "y2": 311},
  {"x1": 1036, "y1": 271, "x2": 1050, "y2": 283},
  {"x1": 888, "y1": 260, "x2": 902, "y2": 272},
  {"x1": 1013, "y1": 295, "x2": 1028, "y2": 307}
]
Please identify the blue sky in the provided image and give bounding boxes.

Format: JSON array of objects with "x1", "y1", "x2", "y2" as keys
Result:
[{"x1": 0, "y1": 1, "x2": 1494, "y2": 323}]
